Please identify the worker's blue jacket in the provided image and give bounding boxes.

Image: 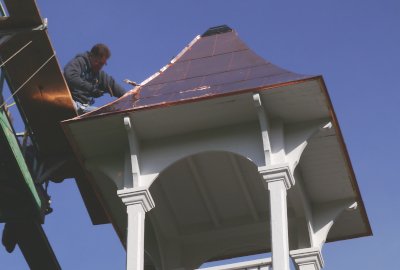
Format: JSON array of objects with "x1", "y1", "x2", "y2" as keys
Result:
[{"x1": 64, "y1": 52, "x2": 126, "y2": 105}]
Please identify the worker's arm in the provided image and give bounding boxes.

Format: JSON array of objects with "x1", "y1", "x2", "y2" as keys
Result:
[{"x1": 99, "y1": 71, "x2": 126, "y2": 98}]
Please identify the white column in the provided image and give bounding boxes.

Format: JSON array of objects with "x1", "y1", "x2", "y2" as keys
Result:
[
  {"x1": 290, "y1": 247, "x2": 324, "y2": 270},
  {"x1": 259, "y1": 165, "x2": 294, "y2": 270},
  {"x1": 118, "y1": 187, "x2": 155, "y2": 270}
]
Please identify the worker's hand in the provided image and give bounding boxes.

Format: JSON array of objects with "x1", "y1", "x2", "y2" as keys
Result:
[
  {"x1": 130, "y1": 86, "x2": 141, "y2": 98},
  {"x1": 91, "y1": 88, "x2": 104, "y2": 98}
]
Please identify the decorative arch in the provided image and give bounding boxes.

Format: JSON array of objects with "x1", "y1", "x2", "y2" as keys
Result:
[{"x1": 146, "y1": 151, "x2": 270, "y2": 270}]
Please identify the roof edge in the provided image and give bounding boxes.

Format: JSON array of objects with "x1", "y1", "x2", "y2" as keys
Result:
[
  {"x1": 61, "y1": 76, "x2": 319, "y2": 125},
  {"x1": 316, "y1": 76, "x2": 373, "y2": 237}
]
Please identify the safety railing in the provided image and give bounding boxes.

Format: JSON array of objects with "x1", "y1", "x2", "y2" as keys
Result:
[{"x1": 200, "y1": 258, "x2": 272, "y2": 270}]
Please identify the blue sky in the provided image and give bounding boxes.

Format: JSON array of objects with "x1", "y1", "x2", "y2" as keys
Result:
[{"x1": 1, "y1": 0, "x2": 400, "y2": 269}]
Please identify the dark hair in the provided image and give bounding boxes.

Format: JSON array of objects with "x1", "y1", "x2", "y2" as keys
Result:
[{"x1": 90, "y1": 43, "x2": 111, "y2": 59}]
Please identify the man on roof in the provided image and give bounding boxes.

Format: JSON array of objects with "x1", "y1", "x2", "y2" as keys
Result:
[{"x1": 64, "y1": 43, "x2": 139, "y2": 114}]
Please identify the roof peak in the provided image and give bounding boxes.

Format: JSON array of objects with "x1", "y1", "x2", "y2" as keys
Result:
[{"x1": 201, "y1": 25, "x2": 233, "y2": 37}]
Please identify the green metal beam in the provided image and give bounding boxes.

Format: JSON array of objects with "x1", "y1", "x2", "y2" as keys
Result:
[
  {"x1": 0, "y1": 2, "x2": 6, "y2": 16},
  {"x1": 0, "y1": 109, "x2": 41, "y2": 221}
]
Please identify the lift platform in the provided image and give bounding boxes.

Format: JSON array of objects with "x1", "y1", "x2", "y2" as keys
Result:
[{"x1": 0, "y1": 0, "x2": 110, "y2": 268}]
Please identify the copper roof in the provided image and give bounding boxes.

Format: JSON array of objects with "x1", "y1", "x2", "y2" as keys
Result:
[{"x1": 81, "y1": 25, "x2": 313, "y2": 118}]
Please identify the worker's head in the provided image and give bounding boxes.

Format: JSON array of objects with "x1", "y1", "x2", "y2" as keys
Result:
[{"x1": 89, "y1": 43, "x2": 111, "y2": 72}]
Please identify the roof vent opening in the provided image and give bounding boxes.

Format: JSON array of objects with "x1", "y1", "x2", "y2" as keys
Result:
[{"x1": 202, "y1": 25, "x2": 233, "y2": 37}]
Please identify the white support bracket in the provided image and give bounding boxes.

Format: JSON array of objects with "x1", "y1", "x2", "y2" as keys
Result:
[
  {"x1": 253, "y1": 93, "x2": 272, "y2": 166},
  {"x1": 311, "y1": 199, "x2": 357, "y2": 249},
  {"x1": 289, "y1": 174, "x2": 358, "y2": 251},
  {"x1": 285, "y1": 120, "x2": 332, "y2": 172},
  {"x1": 289, "y1": 177, "x2": 314, "y2": 249},
  {"x1": 124, "y1": 116, "x2": 141, "y2": 188}
]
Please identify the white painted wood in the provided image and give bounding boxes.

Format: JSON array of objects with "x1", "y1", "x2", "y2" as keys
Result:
[
  {"x1": 290, "y1": 247, "x2": 324, "y2": 270},
  {"x1": 269, "y1": 120, "x2": 286, "y2": 164},
  {"x1": 198, "y1": 258, "x2": 272, "y2": 270},
  {"x1": 268, "y1": 180, "x2": 290, "y2": 270},
  {"x1": 312, "y1": 199, "x2": 356, "y2": 248},
  {"x1": 259, "y1": 165, "x2": 294, "y2": 190},
  {"x1": 187, "y1": 157, "x2": 221, "y2": 227},
  {"x1": 139, "y1": 122, "x2": 265, "y2": 184},
  {"x1": 126, "y1": 204, "x2": 146, "y2": 270},
  {"x1": 123, "y1": 116, "x2": 141, "y2": 188},
  {"x1": 288, "y1": 171, "x2": 314, "y2": 249},
  {"x1": 284, "y1": 120, "x2": 330, "y2": 172},
  {"x1": 229, "y1": 155, "x2": 259, "y2": 221},
  {"x1": 118, "y1": 188, "x2": 155, "y2": 270},
  {"x1": 253, "y1": 93, "x2": 272, "y2": 166},
  {"x1": 260, "y1": 165, "x2": 294, "y2": 270}
]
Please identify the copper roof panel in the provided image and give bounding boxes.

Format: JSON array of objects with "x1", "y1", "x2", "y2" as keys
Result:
[
  {"x1": 178, "y1": 31, "x2": 247, "y2": 62},
  {"x1": 178, "y1": 35, "x2": 216, "y2": 61},
  {"x1": 185, "y1": 52, "x2": 234, "y2": 78},
  {"x1": 201, "y1": 68, "x2": 249, "y2": 86},
  {"x1": 147, "y1": 61, "x2": 191, "y2": 85},
  {"x1": 213, "y1": 30, "x2": 248, "y2": 55}
]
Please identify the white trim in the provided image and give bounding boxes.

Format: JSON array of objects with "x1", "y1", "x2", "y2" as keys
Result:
[
  {"x1": 290, "y1": 247, "x2": 324, "y2": 270},
  {"x1": 140, "y1": 35, "x2": 201, "y2": 86},
  {"x1": 259, "y1": 164, "x2": 294, "y2": 190},
  {"x1": 117, "y1": 187, "x2": 155, "y2": 212}
]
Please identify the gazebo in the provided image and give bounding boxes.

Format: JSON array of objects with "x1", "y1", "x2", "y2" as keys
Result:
[{"x1": 62, "y1": 25, "x2": 371, "y2": 270}]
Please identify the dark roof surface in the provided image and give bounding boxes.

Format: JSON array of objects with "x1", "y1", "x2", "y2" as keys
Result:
[{"x1": 81, "y1": 26, "x2": 312, "y2": 118}]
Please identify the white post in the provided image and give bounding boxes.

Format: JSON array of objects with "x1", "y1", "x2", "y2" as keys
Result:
[
  {"x1": 118, "y1": 187, "x2": 155, "y2": 270},
  {"x1": 260, "y1": 165, "x2": 294, "y2": 270},
  {"x1": 290, "y1": 248, "x2": 324, "y2": 270},
  {"x1": 268, "y1": 180, "x2": 290, "y2": 270}
]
